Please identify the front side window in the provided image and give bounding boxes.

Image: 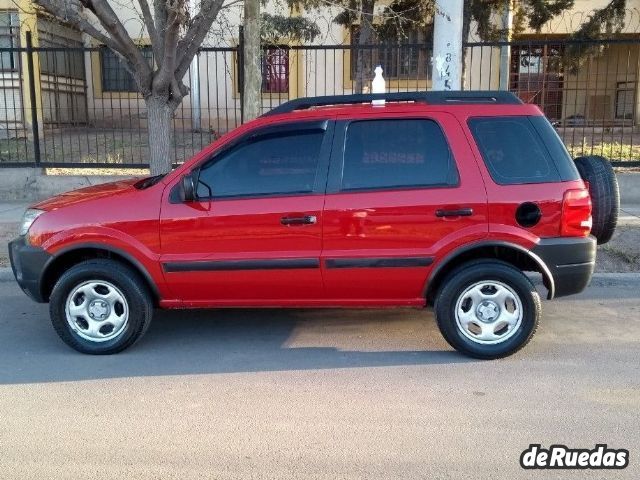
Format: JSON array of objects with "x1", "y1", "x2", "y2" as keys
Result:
[
  {"x1": 197, "y1": 129, "x2": 324, "y2": 198},
  {"x1": 341, "y1": 119, "x2": 457, "y2": 191},
  {"x1": 468, "y1": 116, "x2": 561, "y2": 185}
]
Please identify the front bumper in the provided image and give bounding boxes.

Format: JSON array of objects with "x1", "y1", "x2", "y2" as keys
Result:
[
  {"x1": 8, "y1": 237, "x2": 52, "y2": 303},
  {"x1": 532, "y1": 236, "x2": 596, "y2": 299}
]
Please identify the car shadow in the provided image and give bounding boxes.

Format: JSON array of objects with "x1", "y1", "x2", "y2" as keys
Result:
[{"x1": 0, "y1": 283, "x2": 473, "y2": 385}]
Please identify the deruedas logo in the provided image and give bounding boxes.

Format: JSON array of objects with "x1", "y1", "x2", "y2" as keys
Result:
[{"x1": 520, "y1": 444, "x2": 629, "y2": 469}]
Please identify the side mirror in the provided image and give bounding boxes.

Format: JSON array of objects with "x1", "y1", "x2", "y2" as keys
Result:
[{"x1": 182, "y1": 173, "x2": 196, "y2": 202}]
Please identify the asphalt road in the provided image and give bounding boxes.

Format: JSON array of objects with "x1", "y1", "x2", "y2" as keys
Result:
[{"x1": 0, "y1": 277, "x2": 638, "y2": 479}]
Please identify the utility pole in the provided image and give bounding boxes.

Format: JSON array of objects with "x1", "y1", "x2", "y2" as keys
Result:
[
  {"x1": 242, "y1": 0, "x2": 261, "y2": 122},
  {"x1": 499, "y1": 0, "x2": 513, "y2": 91},
  {"x1": 432, "y1": 0, "x2": 464, "y2": 91}
]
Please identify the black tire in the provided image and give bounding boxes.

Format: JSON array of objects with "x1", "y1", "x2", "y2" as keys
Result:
[
  {"x1": 49, "y1": 259, "x2": 153, "y2": 354},
  {"x1": 574, "y1": 155, "x2": 619, "y2": 245},
  {"x1": 434, "y1": 260, "x2": 541, "y2": 359}
]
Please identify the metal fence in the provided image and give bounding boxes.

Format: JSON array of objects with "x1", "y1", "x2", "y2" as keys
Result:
[{"x1": 0, "y1": 34, "x2": 639, "y2": 169}]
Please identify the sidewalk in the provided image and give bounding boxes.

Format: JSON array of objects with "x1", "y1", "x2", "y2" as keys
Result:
[{"x1": 0, "y1": 202, "x2": 25, "y2": 264}]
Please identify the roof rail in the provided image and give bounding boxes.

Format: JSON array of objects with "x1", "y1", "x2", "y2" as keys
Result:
[{"x1": 263, "y1": 91, "x2": 522, "y2": 116}]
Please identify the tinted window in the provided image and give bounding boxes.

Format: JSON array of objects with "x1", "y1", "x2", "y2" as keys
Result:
[
  {"x1": 197, "y1": 130, "x2": 323, "y2": 198},
  {"x1": 529, "y1": 116, "x2": 581, "y2": 181},
  {"x1": 341, "y1": 119, "x2": 457, "y2": 191},
  {"x1": 469, "y1": 116, "x2": 561, "y2": 184}
]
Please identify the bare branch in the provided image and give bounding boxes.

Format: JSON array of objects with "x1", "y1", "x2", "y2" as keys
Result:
[
  {"x1": 154, "y1": 0, "x2": 168, "y2": 62},
  {"x1": 175, "y1": 0, "x2": 226, "y2": 79},
  {"x1": 153, "y1": 0, "x2": 185, "y2": 94},
  {"x1": 137, "y1": 0, "x2": 160, "y2": 57},
  {"x1": 82, "y1": 0, "x2": 152, "y2": 77},
  {"x1": 35, "y1": 0, "x2": 123, "y2": 53}
]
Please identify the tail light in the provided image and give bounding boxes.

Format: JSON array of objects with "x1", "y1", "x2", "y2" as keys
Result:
[{"x1": 561, "y1": 189, "x2": 592, "y2": 237}]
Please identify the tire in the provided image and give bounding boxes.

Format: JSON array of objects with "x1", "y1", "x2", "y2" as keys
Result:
[
  {"x1": 574, "y1": 155, "x2": 619, "y2": 245},
  {"x1": 434, "y1": 260, "x2": 540, "y2": 359},
  {"x1": 49, "y1": 259, "x2": 153, "y2": 354}
]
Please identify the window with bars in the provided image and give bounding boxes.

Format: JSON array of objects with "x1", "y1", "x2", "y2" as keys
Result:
[
  {"x1": 38, "y1": 28, "x2": 85, "y2": 80},
  {"x1": 262, "y1": 47, "x2": 289, "y2": 93},
  {"x1": 615, "y1": 81, "x2": 636, "y2": 120},
  {"x1": 0, "y1": 11, "x2": 19, "y2": 72},
  {"x1": 100, "y1": 46, "x2": 153, "y2": 92},
  {"x1": 349, "y1": 26, "x2": 432, "y2": 80}
]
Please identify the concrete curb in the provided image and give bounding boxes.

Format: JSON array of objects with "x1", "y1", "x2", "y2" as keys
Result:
[{"x1": 0, "y1": 268, "x2": 13, "y2": 282}]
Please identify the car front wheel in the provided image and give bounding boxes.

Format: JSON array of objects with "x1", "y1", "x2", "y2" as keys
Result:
[
  {"x1": 434, "y1": 260, "x2": 540, "y2": 359},
  {"x1": 49, "y1": 259, "x2": 153, "y2": 354}
]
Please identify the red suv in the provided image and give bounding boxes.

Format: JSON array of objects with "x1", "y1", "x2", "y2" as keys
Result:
[{"x1": 9, "y1": 92, "x2": 619, "y2": 358}]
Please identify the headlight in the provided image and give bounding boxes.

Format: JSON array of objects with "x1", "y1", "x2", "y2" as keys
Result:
[{"x1": 19, "y1": 209, "x2": 44, "y2": 236}]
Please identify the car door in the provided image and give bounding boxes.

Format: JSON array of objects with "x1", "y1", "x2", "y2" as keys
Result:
[
  {"x1": 321, "y1": 112, "x2": 488, "y2": 304},
  {"x1": 159, "y1": 119, "x2": 333, "y2": 305}
]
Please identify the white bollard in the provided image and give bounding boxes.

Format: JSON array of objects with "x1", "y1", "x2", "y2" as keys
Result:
[{"x1": 371, "y1": 65, "x2": 386, "y2": 106}]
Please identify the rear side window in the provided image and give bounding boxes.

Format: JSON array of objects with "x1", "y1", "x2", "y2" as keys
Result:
[
  {"x1": 529, "y1": 116, "x2": 581, "y2": 181},
  {"x1": 469, "y1": 116, "x2": 563, "y2": 185},
  {"x1": 341, "y1": 119, "x2": 458, "y2": 191}
]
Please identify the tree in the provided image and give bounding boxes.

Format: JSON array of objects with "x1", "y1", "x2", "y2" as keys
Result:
[
  {"x1": 34, "y1": 0, "x2": 231, "y2": 174},
  {"x1": 463, "y1": 0, "x2": 628, "y2": 81},
  {"x1": 463, "y1": 0, "x2": 628, "y2": 44},
  {"x1": 243, "y1": 0, "x2": 261, "y2": 121},
  {"x1": 242, "y1": 10, "x2": 321, "y2": 119},
  {"x1": 242, "y1": 6, "x2": 321, "y2": 121},
  {"x1": 332, "y1": 0, "x2": 434, "y2": 93},
  {"x1": 300, "y1": 0, "x2": 629, "y2": 93}
]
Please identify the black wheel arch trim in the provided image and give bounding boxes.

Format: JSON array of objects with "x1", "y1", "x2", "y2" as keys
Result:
[
  {"x1": 41, "y1": 242, "x2": 161, "y2": 302},
  {"x1": 424, "y1": 240, "x2": 556, "y2": 300}
]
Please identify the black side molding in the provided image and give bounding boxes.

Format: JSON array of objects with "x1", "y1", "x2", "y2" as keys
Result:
[
  {"x1": 325, "y1": 257, "x2": 433, "y2": 269},
  {"x1": 163, "y1": 258, "x2": 319, "y2": 273}
]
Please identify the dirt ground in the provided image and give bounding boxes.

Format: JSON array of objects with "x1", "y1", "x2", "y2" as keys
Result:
[{"x1": 596, "y1": 224, "x2": 640, "y2": 272}]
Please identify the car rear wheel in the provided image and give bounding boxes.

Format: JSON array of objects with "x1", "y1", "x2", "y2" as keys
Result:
[
  {"x1": 434, "y1": 260, "x2": 540, "y2": 359},
  {"x1": 49, "y1": 259, "x2": 153, "y2": 354},
  {"x1": 574, "y1": 155, "x2": 619, "y2": 244}
]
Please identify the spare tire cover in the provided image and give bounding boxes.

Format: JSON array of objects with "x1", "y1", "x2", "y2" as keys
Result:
[{"x1": 574, "y1": 155, "x2": 619, "y2": 245}]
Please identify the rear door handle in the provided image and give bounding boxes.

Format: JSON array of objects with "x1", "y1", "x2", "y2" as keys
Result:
[
  {"x1": 281, "y1": 215, "x2": 317, "y2": 226},
  {"x1": 435, "y1": 208, "x2": 474, "y2": 218}
]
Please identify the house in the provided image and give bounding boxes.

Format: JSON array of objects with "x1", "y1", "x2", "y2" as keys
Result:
[{"x1": 1, "y1": 0, "x2": 638, "y2": 142}]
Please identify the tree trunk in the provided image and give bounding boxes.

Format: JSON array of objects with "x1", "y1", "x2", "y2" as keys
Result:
[
  {"x1": 354, "y1": 0, "x2": 375, "y2": 94},
  {"x1": 461, "y1": 1, "x2": 473, "y2": 90},
  {"x1": 146, "y1": 96, "x2": 175, "y2": 175},
  {"x1": 243, "y1": 0, "x2": 261, "y2": 121},
  {"x1": 499, "y1": 0, "x2": 513, "y2": 91}
]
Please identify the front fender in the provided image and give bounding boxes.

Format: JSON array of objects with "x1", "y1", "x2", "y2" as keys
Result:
[{"x1": 40, "y1": 228, "x2": 168, "y2": 301}]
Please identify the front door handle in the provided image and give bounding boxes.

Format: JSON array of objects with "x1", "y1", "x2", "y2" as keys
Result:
[
  {"x1": 281, "y1": 215, "x2": 317, "y2": 226},
  {"x1": 435, "y1": 208, "x2": 474, "y2": 218}
]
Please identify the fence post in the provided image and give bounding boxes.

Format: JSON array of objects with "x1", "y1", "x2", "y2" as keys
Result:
[
  {"x1": 25, "y1": 31, "x2": 41, "y2": 167},
  {"x1": 238, "y1": 26, "x2": 245, "y2": 123}
]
